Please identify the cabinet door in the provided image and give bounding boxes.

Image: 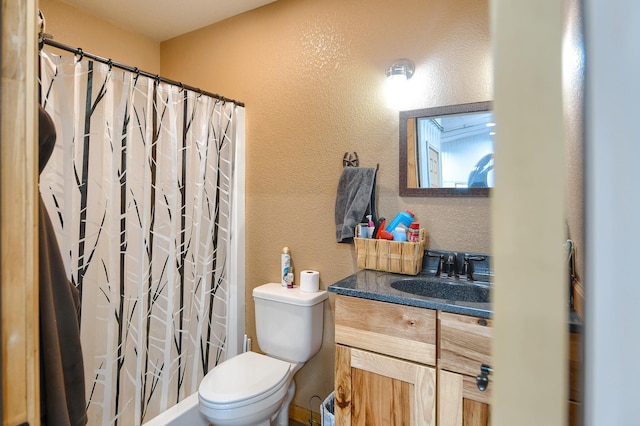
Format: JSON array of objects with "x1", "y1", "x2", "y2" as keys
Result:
[
  {"x1": 335, "y1": 345, "x2": 436, "y2": 426},
  {"x1": 438, "y1": 312, "x2": 492, "y2": 426},
  {"x1": 439, "y1": 312, "x2": 492, "y2": 377},
  {"x1": 438, "y1": 370, "x2": 490, "y2": 426}
]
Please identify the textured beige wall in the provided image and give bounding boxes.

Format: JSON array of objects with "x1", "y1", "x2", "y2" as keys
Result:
[
  {"x1": 39, "y1": 0, "x2": 160, "y2": 73},
  {"x1": 161, "y1": 0, "x2": 492, "y2": 411}
]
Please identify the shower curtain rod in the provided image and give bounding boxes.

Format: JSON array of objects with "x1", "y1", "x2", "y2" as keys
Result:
[{"x1": 41, "y1": 38, "x2": 245, "y2": 107}]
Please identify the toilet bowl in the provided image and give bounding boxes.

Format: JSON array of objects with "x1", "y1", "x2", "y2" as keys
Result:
[
  {"x1": 198, "y1": 283, "x2": 327, "y2": 426},
  {"x1": 199, "y1": 351, "x2": 296, "y2": 426}
]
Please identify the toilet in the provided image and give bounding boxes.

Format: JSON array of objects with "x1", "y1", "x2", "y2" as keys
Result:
[{"x1": 198, "y1": 283, "x2": 328, "y2": 426}]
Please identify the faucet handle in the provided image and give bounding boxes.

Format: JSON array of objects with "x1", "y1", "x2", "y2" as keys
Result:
[
  {"x1": 426, "y1": 251, "x2": 445, "y2": 277},
  {"x1": 463, "y1": 255, "x2": 486, "y2": 281},
  {"x1": 436, "y1": 255, "x2": 444, "y2": 277},
  {"x1": 462, "y1": 256, "x2": 473, "y2": 280},
  {"x1": 465, "y1": 255, "x2": 486, "y2": 262}
]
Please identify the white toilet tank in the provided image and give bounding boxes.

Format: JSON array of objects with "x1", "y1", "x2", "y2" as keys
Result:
[{"x1": 253, "y1": 283, "x2": 327, "y2": 363}]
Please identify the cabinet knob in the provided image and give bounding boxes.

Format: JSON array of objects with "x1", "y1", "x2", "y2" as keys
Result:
[{"x1": 476, "y1": 364, "x2": 493, "y2": 391}]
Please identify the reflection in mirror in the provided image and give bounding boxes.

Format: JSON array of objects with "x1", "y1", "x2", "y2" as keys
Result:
[
  {"x1": 416, "y1": 112, "x2": 494, "y2": 188},
  {"x1": 399, "y1": 101, "x2": 493, "y2": 197}
]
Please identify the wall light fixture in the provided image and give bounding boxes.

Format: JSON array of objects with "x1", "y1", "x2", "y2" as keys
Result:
[{"x1": 385, "y1": 58, "x2": 415, "y2": 81}]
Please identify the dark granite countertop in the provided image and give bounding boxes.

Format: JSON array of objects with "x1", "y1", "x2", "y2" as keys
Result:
[{"x1": 328, "y1": 269, "x2": 583, "y2": 333}]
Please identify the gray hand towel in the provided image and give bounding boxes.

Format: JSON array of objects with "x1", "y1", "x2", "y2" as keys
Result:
[{"x1": 335, "y1": 167, "x2": 378, "y2": 243}]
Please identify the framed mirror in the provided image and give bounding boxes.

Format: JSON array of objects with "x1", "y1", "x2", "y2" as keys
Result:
[{"x1": 399, "y1": 101, "x2": 493, "y2": 197}]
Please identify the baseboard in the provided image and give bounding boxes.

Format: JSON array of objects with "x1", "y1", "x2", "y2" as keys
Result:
[{"x1": 290, "y1": 403, "x2": 320, "y2": 425}]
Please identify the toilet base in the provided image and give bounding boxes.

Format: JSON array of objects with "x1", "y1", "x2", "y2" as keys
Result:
[{"x1": 275, "y1": 380, "x2": 296, "y2": 426}]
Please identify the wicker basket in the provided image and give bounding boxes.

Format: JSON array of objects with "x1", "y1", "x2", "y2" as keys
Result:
[{"x1": 354, "y1": 225, "x2": 427, "y2": 275}]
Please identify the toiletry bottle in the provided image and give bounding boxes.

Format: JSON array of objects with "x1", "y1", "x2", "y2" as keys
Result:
[
  {"x1": 393, "y1": 227, "x2": 408, "y2": 241},
  {"x1": 409, "y1": 222, "x2": 420, "y2": 242},
  {"x1": 366, "y1": 214, "x2": 375, "y2": 238},
  {"x1": 358, "y1": 223, "x2": 368, "y2": 238},
  {"x1": 385, "y1": 210, "x2": 415, "y2": 232},
  {"x1": 281, "y1": 247, "x2": 291, "y2": 287}
]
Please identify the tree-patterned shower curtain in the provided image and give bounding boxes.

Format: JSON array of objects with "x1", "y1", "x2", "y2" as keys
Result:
[{"x1": 39, "y1": 49, "x2": 242, "y2": 425}]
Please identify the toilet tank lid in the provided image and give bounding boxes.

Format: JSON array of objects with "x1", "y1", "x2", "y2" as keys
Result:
[{"x1": 253, "y1": 283, "x2": 328, "y2": 306}]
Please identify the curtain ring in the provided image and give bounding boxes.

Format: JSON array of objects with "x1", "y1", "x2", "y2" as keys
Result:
[
  {"x1": 75, "y1": 48, "x2": 84, "y2": 62},
  {"x1": 106, "y1": 59, "x2": 113, "y2": 70},
  {"x1": 197, "y1": 88, "x2": 203, "y2": 98}
]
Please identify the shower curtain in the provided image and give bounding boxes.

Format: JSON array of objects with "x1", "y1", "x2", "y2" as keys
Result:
[{"x1": 39, "y1": 50, "x2": 244, "y2": 425}]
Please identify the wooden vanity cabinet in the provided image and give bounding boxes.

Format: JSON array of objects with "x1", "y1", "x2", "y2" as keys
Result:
[
  {"x1": 334, "y1": 295, "x2": 438, "y2": 425},
  {"x1": 438, "y1": 312, "x2": 493, "y2": 426},
  {"x1": 334, "y1": 295, "x2": 493, "y2": 426},
  {"x1": 334, "y1": 294, "x2": 582, "y2": 426}
]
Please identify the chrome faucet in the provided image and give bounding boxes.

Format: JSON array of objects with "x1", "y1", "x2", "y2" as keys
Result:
[
  {"x1": 445, "y1": 252, "x2": 459, "y2": 278},
  {"x1": 426, "y1": 250, "x2": 487, "y2": 281}
]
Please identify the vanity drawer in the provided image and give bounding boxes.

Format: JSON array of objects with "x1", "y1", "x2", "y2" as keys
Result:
[
  {"x1": 335, "y1": 295, "x2": 437, "y2": 365},
  {"x1": 438, "y1": 311, "x2": 493, "y2": 377}
]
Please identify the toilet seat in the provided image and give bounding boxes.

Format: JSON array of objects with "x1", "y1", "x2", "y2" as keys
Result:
[{"x1": 199, "y1": 351, "x2": 291, "y2": 409}]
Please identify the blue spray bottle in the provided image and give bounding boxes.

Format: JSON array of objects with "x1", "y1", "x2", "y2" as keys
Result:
[{"x1": 385, "y1": 210, "x2": 415, "y2": 232}]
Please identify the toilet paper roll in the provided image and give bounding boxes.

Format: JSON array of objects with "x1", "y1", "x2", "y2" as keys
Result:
[{"x1": 299, "y1": 270, "x2": 320, "y2": 293}]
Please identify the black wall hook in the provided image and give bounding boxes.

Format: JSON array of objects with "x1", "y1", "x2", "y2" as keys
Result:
[{"x1": 343, "y1": 152, "x2": 359, "y2": 168}]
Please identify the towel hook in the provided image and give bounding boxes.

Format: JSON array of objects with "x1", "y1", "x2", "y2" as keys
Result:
[{"x1": 343, "y1": 152, "x2": 359, "y2": 168}]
